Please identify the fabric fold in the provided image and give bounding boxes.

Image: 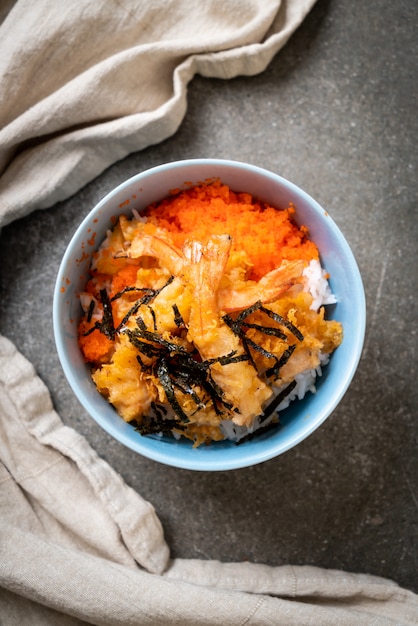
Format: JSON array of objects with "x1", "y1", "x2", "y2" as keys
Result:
[
  {"x1": 0, "y1": 0, "x2": 317, "y2": 226},
  {"x1": 2, "y1": 526, "x2": 418, "y2": 626},
  {"x1": 1, "y1": 335, "x2": 417, "y2": 625},
  {"x1": 0, "y1": 335, "x2": 169, "y2": 575}
]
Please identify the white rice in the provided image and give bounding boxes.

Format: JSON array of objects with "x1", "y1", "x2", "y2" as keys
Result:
[
  {"x1": 303, "y1": 259, "x2": 337, "y2": 310},
  {"x1": 220, "y1": 357, "x2": 327, "y2": 443},
  {"x1": 132, "y1": 208, "x2": 147, "y2": 223}
]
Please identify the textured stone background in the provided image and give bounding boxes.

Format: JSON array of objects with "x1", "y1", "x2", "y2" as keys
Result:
[{"x1": 1, "y1": 0, "x2": 417, "y2": 592}]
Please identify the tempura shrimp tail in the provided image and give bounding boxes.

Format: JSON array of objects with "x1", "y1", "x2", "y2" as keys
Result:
[
  {"x1": 186, "y1": 234, "x2": 232, "y2": 354},
  {"x1": 218, "y1": 259, "x2": 306, "y2": 312},
  {"x1": 128, "y1": 232, "x2": 184, "y2": 276},
  {"x1": 187, "y1": 235, "x2": 272, "y2": 427}
]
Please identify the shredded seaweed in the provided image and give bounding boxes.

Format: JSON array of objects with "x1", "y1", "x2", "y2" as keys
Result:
[
  {"x1": 223, "y1": 301, "x2": 304, "y2": 379},
  {"x1": 127, "y1": 320, "x2": 188, "y2": 354},
  {"x1": 136, "y1": 353, "x2": 152, "y2": 373},
  {"x1": 110, "y1": 286, "x2": 154, "y2": 301},
  {"x1": 235, "y1": 380, "x2": 298, "y2": 445},
  {"x1": 223, "y1": 314, "x2": 284, "y2": 377},
  {"x1": 171, "y1": 376, "x2": 206, "y2": 411},
  {"x1": 258, "y1": 305, "x2": 304, "y2": 342},
  {"x1": 87, "y1": 299, "x2": 95, "y2": 323},
  {"x1": 240, "y1": 335, "x2": 258, "y2": 370},
  {"x1": 205, "y1": 351, "x2": 249, "y2": 367},
  {"x1": 234, "y1": 300, "x2": 265, "y2": 322},
  {"x1": 241, "y1": 321, "x2": 287, "y2": 341},
  {"x1": 124, "y1": 320, "x2": 243, "y2": 422},
  {"x1": 103, "y1": 276, "x2": 175, "y2": 337},
  {"x1": 126, "y1": 331, "x2": 164, "y2": 359},
  {"x1": 148, "y1": 306, "x2": 157, "y2": 331},
  {"x1": 114, "y1": 275, "x2": 175, "y2": 333},
  {"x1": 265, "y1": 344, "x2": 297, "y2": 379},
  {"x1": 172, "y1": 303, "x2": 185, "y2": 328},
  {"x1": 132, "y1": 410, "x2": 185, "y2": 437},
  {"x1": 83, "y1": 286, "x2": 157, "y2": 338},
  {"x1": 235, "y1": 419, "x2": 280, "y2": 445},
  {"x1": 96, "y1": 289, "x2": 116, "y2": 339},
  {"x1": 152, "y1": 402, "x2": 168, "y2": 418},
  {"x1": 82, "y1": 290, "x2": 115, "y2": 338},
  {"x1": 114, "y1": 299, "x2": 145, "y2": 333},
  {"x1": 157, "y1": 358, "x2": 190, "y2": 422},
  {"x1": 260, "y1": 379, "x2": 297, "y2": 419},
  {"x1": 231, "y1": 300, "x2": 304, "y2": 342}
]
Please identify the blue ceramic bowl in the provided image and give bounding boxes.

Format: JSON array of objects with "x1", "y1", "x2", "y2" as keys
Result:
[{"x1": 53, "y1": 159, "x2": 365, "y2": 471}]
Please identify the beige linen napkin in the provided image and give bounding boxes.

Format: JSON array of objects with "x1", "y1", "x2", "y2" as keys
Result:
[
  {"x1": 1, "y1": 335, "x2": 417, "y2": 625},
  {"x1": 0, "y1": 0, "x2": 314, "y2": 226},
  {"x1": 1, "y1": 1, "x2": 418, "y2": 624},
  {"x1": 0, "y1": 337, "x2": 418, "y2": 626}
]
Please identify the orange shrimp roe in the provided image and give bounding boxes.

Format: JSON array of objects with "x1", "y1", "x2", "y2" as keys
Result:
[
  {"x1": 110, "y1": 265, "x2": 139, "y2": 297},
  {"x1": 78, "y1": 322, "x2": 114, "y2": 363},
  {"x1": 144, "y1": 180, "x2": 319, "y2": 280}
]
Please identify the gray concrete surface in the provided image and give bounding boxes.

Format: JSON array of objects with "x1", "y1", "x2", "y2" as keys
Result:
[{"x1": 1, "y1": 0, "x2": 417, "y2": 592}]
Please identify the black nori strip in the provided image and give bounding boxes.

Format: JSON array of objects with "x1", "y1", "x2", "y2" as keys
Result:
[
  {"x1": 87, "y1": 299, "x2": 95, "y2": 323},
  {"x1": 235, "y1": 300, "x2": 264, "y2": 322},
  {"x1": 126, "y1": 331, "x2": 162, "y2": 358},
  {"x1": 265, "y1": 344, "x2": 296, "y2": 378},
  {"x1": 171, "y1": 377, "x2": 206, "y2": 410},
  {"x1": 238, "y1": 335, "x2": 276, "y2": 360},
  {"x1": 130, "y1": 327, "x2": 239, "y2": 418},
  {"x1": 148, "y1": 306, "x2": 157, "y2": 331},
  {"x1": 205, "y1": 351, "x2": 249, "y2": 367},
  {"x1": 132, "y1": 413, "x2": 185, "y2": 437},
  {"x1": 172, "y1": 303, "x2": 185, "y2": 328},
  {"x1": 114, "y1": 275, "x2": 175, "y2": 333},
  {"x1": 222, "y1": 314, "x2": 239, "y2": 335},
  {"x1": 136, "y1": 316, "x2": 147, "y2": 331},
  {"x1": 240, "y1": 335, "x2": 258, "y2": 370},
  {"x1": 205, "y1": 372, "x2": 233, "y2": 409},
  {"x1": 222, "y1": 300, "x2": 304, "y2": 379},
  {"x1": 150, "y1": 401, "x2": 168, "y2": 422},
  {"x1": 171, "y1": 352, "x2": 236, "y2": 413},
  {"x1": 223, "y1": 317, "x2": 278, "y2": 361},
  {"x1": 235, "y1": 419, "x2": 280, "y2": 445},
  {"x1": 235, "y1": 380, "x2": 298, "y2": 445},
  {"x1": 258, "y1": 304, "x2": 304, "y2": 342},
  {"x1": 240, "y1": 335, "x2": 283, "y2": 379},
  {"x1": 152, "y1": 401, "x2": 168, "y2": 416},
  {"x1": 224, "y1": 301, "x2": 304, "y2": 343},
  {"x1": 136, "y1": 354, "x2": 152, "y2": 373},
  {"x1": 241, "y1": 321, "x2": 288, "y2": 341},
  {"x1": 157, "y1": 358, "x2": 190, "y2": 422},
  {"x1": 110, "y1": 286, "x2": 154, "y2": 301},
  {"x1": 129, "y1": 323, "x2": 188, "y2": 354},
  {"x1": 114, "y1": 294, "x2": 153, "y2": 333},
  {"x1": 260, "y1": 379, "x2": 297, "y2": 419},
  {"x1": 92, "y1": 288, "x2": 115, "y2": 339}
]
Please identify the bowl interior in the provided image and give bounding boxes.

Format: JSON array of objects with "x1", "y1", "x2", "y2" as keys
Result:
[{"x1": 54, "y1": 159, "x2": 365, "y2": 471}]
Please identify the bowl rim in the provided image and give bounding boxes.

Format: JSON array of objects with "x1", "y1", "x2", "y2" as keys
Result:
[{"x1": 53, "y1": 158, "x2": 366, "y2": 471}]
